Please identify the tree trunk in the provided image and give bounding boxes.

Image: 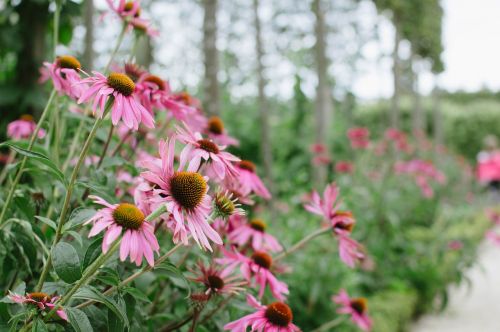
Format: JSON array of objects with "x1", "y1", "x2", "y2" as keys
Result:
[
  {"x1": 202, "y1": 0, "x2": 220, "y2": 116},
  {"x1": 411, "y1": 53, "x2": 424, "y2": 136},
  {"x1": 432, "y1": 79, "x2": 443, "y2": 148},
  {"x1": 83, "y1": 0, "x2": 95, "y2": 70},
  {"x1": 253, "y1": 0, "x2": 273, "y2": 195},
  {"x1": 391, "y1": 20, "x2": 401, "y2": 129},
  {"x1": 312, "y1": 0, "x2": 332, "y2": 186}
]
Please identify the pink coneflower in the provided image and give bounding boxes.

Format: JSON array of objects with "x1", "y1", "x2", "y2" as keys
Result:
[
  {"x1": 486, "y1": 230, "x2": 500, "y2": 246},
  {"x1": 85, "y1": 195, "x2": 160, "y2": 266},
  {"x1": 9, "y1": 292, "x2": 68, "y2": 321},
  {"x1": 335, "y1": 161, "x2": 354, "y2": 174},
  {"x1": 78, "y1": 71, "x2": 154, "y2": 130},
  {"x1": 224, "y1": 294, "x2": 300, "y2": 332},
  {"x1": 487, "y1": 210, "x2": 500, "y2": 225},
  {"x1": 217, "y1": 248, "x2": 289, "y2": 301},
  {"x1": 447, "y1": 240, "x2": 464, "y2": 251},
  {"x1": 135, "y1": 74, "x2": 169, "y2": 114},
  {"x1": 7, "y1": 115, "x2": 46, "y2": 140},
  {"x1": 140, "y1": 138, "x2": 222, "y2": 251},
  {"x1": 41, "y1": 55, "x2": 84, "y2": 100},
  {"x1": 177, "y1": 124, "x2": 240, "y2": 181},
  {"x1": 304, "y1": 183, "x2": 364, "y2": 267},
  {"x1": 205, "y1": 116, "x2": 239, "y2": 146},
  {"x1": 347, "y1": 127, "x2": 370, "y2": 149},
  {"x1": 333, "y1": 289, "x2": 372, "y2": 331},
  {"x1": 233, "y1": 160, "x2": 271, "y2": 200},
  {"x1": 190, "y1": 261, "x2": 246, "y2": 296},
  {"x1": 212, "y1": 190, "x2": 245, "y2": 219},
  {"x1": 229, "y1": 218, "x2": 282, "y2": 252},
  {"x1": 106, "y1": 0, "x2": 157, "y2": 36}
]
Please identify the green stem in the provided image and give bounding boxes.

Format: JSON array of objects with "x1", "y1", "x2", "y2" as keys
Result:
[
  {"x1": 96, "y1": 124, "x2": 114, "y2": 169},
  {"x1": 35, "y1": 103, "x2": 111, "y2": 292},
  {"x1": 0, "y1": 89, "x2": 56, "y2": 225},
  {"x1": 105, "y1": 24, "x2": 128, "y2": 73},
  {"x1": 62, "y1": 115, "x2": 88, "y2": 172},
  {"x1": 310, "y1": 316, "x2": 345, "y2": 332},
  {"x1": 53, "y1": 0, "x2": 61, "y2": 58},
  {"x1": 273, "y1": 227, "x2": 330, "y2": 262}
]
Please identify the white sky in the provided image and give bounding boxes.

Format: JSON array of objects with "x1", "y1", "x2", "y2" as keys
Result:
[{"x1": 354, "y1": 0, "x2": 500, "y2": 99}]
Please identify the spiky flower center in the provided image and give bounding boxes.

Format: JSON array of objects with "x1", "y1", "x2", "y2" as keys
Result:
[
  {"x1": 170, "y1": 172, "x2": 207, "y2": 210},
  {"x1": 239, "y1": 160, "x2": 256, "y2": 173},
  {"x1": 28, "y1": 292, "x2": 50, "y2": 302},
  {"x1": 214, "y1": 192, "x2": 235, "y2": 217},
  {"x1": 144, "y1": 75, "x2": 165, "y2": 90},
  {"x1": 265, "y1": 302, "x2": 293, "y2": 327},
  {"x1": 208, "y1": 116, "x2": 224, "y2": 135},
  {"x1": 351, "y1": 297, "x2": 367, "y2": 314},
  {"x1": 250, "y1": 219, "x2": 266, "y2": 232},
  {"x1": 112, "y1": 203, "x2": 145, "y2": 230},
  {"x1": 197, "y1": 139, "x2": 219, "y2": 154},
  {"x1": 207, "y1": 275, "x2": 225, "y2": 290},
  {"x1": 124, "y1": 1, "x2": 141, "y2": 17},
  {"x1": 333, "y1": 211, "x2": 354, "y2": 232},
  {"x1": 124, "y1": 63, "x2": 143, "y2": 82},
  {"x1": 56, "y1": 55, "x2": 81, "y2": 70},
  {"x1": 107, "y1": 72, "x2": 135, "y2": 96},
  {"x1": 20, "y1": 114, "x2": 34, "y2": 122},
  {"x1": 251, "y1": 251, "x2": 272, "y2": 269}
]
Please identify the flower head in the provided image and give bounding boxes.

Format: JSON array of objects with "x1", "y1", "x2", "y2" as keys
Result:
[
  {"x1": 217, "y1": 248, "x2": 288, "y2": 301},
  {"x1": 333, "y1": 289, "x2": 372, "y2": 331},
  {"x1": 9, "y1": 292, "x2": 68, "y2": 321},
  {"x1": 106, "y1": 0, "x2": 157, "y2": 36},
  {"x1": 233, "y1": 160, "x2": 271, "y2": 199},
  {"x1": 190, "y1": 261, "x2": 246, "y2": 296},
  {"x1": 205, "y1": 116, "x2": 239, "y2": 146},
  {"x1": 224, "y1": 294, "x2": 300, "y2": 332},
  {"x1": 177, "y1": 124, "x2": 240, "y2": 181},
  {"x1": 85, "y1": 195, "x2": 160, "y2": 266},
  {"x1": 7, "y1": 115, "x2": 46, "y2": 140},
  {"x1": 213, "y1": 190, "x2": 245, "y2": 220},
  {"x1": 140, "y1": 138, "x2": 222, "y2": 251},
  {"x1": 347, "y1": 127, "x2": 370, "y2": 149},
  {"x1": 229, "y1": 218, "x2": 282, "y2": 252},
  {"x1": 78, "y1": 71, "x2": 154, "y2": 130},
  {"x1": 42, "y1": 55, "x2": 84, "y2": 100}
]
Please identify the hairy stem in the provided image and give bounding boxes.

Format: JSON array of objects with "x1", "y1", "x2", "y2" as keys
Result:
[{"x1": 273, "y1": 227, "x2": 330, "y2": 262}]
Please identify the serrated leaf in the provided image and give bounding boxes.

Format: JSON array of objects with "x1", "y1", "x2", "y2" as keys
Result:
[
  {"x1": 52, "y1": 242, "x2": 81, "y2": 283},
  {"x1": 73, "y1": 287, "x2": 129, "y2": 327},
  {"x1": 66, "y1": 307, "x2": 93, "y2": 332},
  {"x1": 0, "y1": 141, "x2": 66, "y2": 186}
]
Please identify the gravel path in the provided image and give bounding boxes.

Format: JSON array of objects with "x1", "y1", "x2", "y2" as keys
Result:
[{"x1": 412, "y1": 241, "x2": 500, "y2": 332}]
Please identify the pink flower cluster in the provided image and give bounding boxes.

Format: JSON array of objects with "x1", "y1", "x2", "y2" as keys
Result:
[
  {"x1": 347, "y1": 127, "x2": 370, "y2": 149},
  {"x1": 394, "y1": 159, "x2": 446, "y2": 198}
]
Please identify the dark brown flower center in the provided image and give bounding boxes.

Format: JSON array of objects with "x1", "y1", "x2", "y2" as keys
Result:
[
  {"x1": 107, "y1": 72, "x2": 135, "y2": 96},
  {"x1": 170, "y1": 172, "x2": 207, "y2": 210},
  {"x1": 207, "y1": 275, "x2": 225, "y2": 290},
  {"x1": 56, "y1": 55, "x2": 81, "y2": 70},
  {"x1": 197, "y1": 139, "x2": 219, "y2": 154},
  {"x1": 250, "y1": 219, "x2": 266, "y2": 232},
  {"x1": 20, "y1": 114, "x2": 34, "y2": 122},
  {"x1": 124, "y1": 63, "x2": 144, "y2": 82},
  {"x1": 112, "y1": 203, "x2": 145, "y2": 230},
  {"x1": 144, "y1": 75, "x2": 165, "y2": 90},
  {"x1": 28, "y1": 292, "x2": 50, "y2": 302},
  {"x1": 333, "y1": 211, "x2": 355, "y2": 232},
  {"x1": 251, "y1": 251, "x2": 272, "y2": 269},
  {"x1": 124, "y1": 1, "x2": 141, "y2": 17},
  {"x1": 265, "y1": 302, "x2": 293, "y2": 327},
  {"x1": 208, "y1": 116, "x2": 224, "y2": 135},
  {"x1": 351, "y1": 297, "x2": 367, "y2": 314},
  {"x1": 239, "y1": 160, "x2": 256, "y2": 173}
]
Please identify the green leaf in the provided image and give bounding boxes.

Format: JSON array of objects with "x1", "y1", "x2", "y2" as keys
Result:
[
  {"x1": 82, "y1": 237, "x2": 103, "y2": 271},
  {"x1": 65, "y1": 207, "x2": 96, "y2": 231},
  {"x1": 73, "y1": 287, "x2": 129, "y2": 327},
  {"x1": 31, "y1": 318, "x2": 48, "y2": 332},
  {"x1": 52, "y1": 242, "x2": 82, "y2": 283},
  {"x1": 66, "y1": 307, "x2": 94, "y2": 332},
  {"x1": 156, "y1": 261, "x2": 191, "y2": 297},
  {"x1": 75, "y1": 181, "x2": 116, "y2": 204},
  {"x1": 34, "y1": 216, "x2": 57, "y2": 231},
  {"x1": 0, "y1": 141, "x2": 66, "y2": 186},
  {"x1": 107, "y1": 296, "x2": 126, "y2": 332},
  {"x1": 122, "y1": 286, "x2": 151, "y2": 303}
]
